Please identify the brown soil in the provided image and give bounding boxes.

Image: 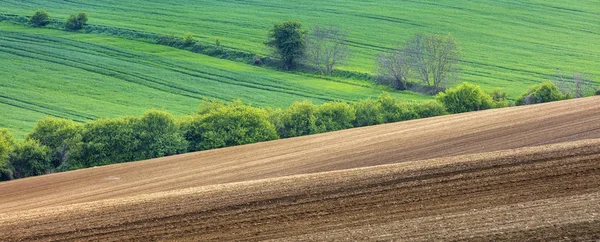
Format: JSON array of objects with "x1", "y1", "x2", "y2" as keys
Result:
[{"x1": 1, "y1": 97, "x2": 599, "y2": 241}]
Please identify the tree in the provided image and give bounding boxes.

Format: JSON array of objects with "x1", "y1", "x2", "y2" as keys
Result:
[
  {"x1": 272, "y1": 100, "x2": 323, "y2": 138},
  {"x1": 266, "y1": 21, "x2": 307, "y2": 70},
  {"x1": 0, "y1": 129, "x2": 15, "y2": 180},
  {"x1": 27, "y1": 117, "x2": 82, "y2": 168},
  {"x1": 352, "y1": 99, "x2": 384, "y2": 127},
  {"x1": 305, "y1": 25, "x2": 349, "y2": 75},
  {"x1": 181, "y1": 102, "x2": 278, "y2": 151},
  {"x1": 436, "y1": 83, "x2": 493, "y2": 114},
  {"x1": 65, "y1": 12, "x2": 88, "y2": 30},
  {"x1": 405, "y1": 33, "x2": 460, "y2": 93},
  {"x1": 552, "y1": 70, "x2": 595, "y2": 98},
  {"x1": 410, "y1": 100, "x2": 448, "y2": 118},
  {"x1": 184, "y1": 32, "x2": 195, "y2": 46},
  {"x1": 133, "y1": 110, "x2": 188, "y2": 159},
  {"x1": 316, "y1": 102, "x2": 356, "y2": 132},
  {"x1": 9, "y1": 139, "x2": 51, "y2": 179},
  {"x1": 488, "y1": 88, "x2": 510, "y2": 108},
  {"x1": 376, "y1": 93, "x2": 419, "y2": 122},
  {"x1": 377, "y1": 47, "x2": 410, "y2": 90},
  {"x1": 30, "y1": 9, "x2": 50, "y2": 27},
  {"x1": 516, "y1": 81, "x2": 567, "y2": 105}
]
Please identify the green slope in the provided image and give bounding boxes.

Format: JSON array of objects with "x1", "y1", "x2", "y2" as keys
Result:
[
  {"x1": 0, "y1": 25, "x2": 427, "y2": 137},
  {"x1": 1, "y1": 0, "x2": 598, "y2": 96}
]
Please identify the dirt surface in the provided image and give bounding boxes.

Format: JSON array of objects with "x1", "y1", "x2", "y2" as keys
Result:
[{"x1": 1, "y1": 97, "x2": 600, "y2": 241}]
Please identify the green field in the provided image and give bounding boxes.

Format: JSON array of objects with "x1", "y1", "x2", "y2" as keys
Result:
[
  {"x1": 2, "y1": 0, "x2": 598, "y2": 92},
  {"x1": 0, "y1": 24, "x2": 426, "y2": 137},
  {"x1": 1, "y1": 0, "x2": 599, "y2": 136}
]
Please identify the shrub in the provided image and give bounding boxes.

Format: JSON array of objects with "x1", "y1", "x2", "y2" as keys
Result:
[
  {"x1": 27, "y1": 117, "x2": 82, "y2": 168},
  {"x1": 30, "y1": 10, "x2": 50, "y2": 27},
  {"x1": 516, "y1": 81, "x2": 567, "y2": 105},
  {"x1": 316, "y1": 102, "x2": 356, "y2": 132},
  {"x1": 436, "y1": 83, "x2": 493, "y2": 114},
  {"x1": 65, "y1": 12, "x2": 88, "y2": 30},
  {"x1": 9, "y1": 139, "x2": 51, "y2": 179},
  {"x1": 184, "y1": 32, "x2": 195, "y2": 46},
  {"x1": 181, "y1": 102, "x2": 278, "y2": 151},
  {"x1": 0, "y1": 129, "x2": 15, "y2": 180},
  {"x1": 273, "y1": 100, "x2": 323, "y2": 138},
  {"x1": 410, "y1": 100, "x2": 448, "y2": 118},
  {"x1": 352, "y1": 98, "x2": 384, "y2": 127},
  {"x1": 596, "y1": 87, "x2": 600, "y2": 95},
  {"x1": 488, "y1": 88, "x2": 510, "y2": 108},
  {"x1": 377, "y1": 93, "x2": 419, "y2": 122},
  {"x1": 134, "y1": 110, "x2": 188, "y2": 159}
]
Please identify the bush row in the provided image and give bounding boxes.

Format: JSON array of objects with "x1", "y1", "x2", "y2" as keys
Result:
[{"x1": 0, "y1": 80, "x2": 592, "y2": 181}]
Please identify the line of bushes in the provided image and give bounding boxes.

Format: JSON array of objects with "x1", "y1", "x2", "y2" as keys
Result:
[{"x1": 0, "y1": 81, "x2": 596, "y2": 181}]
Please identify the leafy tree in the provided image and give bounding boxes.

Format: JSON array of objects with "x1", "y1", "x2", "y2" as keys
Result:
[
  {"x1": 184, "y1": 32, "x2": 195, "y2": 46},
  {"x1": 134, "y1": 110, "x2": 188, "y2": 159},
  {"x1": 405, "y1": 33, "x2": 461, "y2": 93},
  {"x1": 0, "y1": 129, "x2": 15, "y2": 181},
  {"x1": 316, "y1": 102, "x2": 356, "y2": 132},
  {"x1": 377, "y1": 93, "x2": 419, "y2": 123},
  {"x1": 436, "y1": 83, "x2": 493, "y2": 114},
  {"x1": 352, "y1": 98, "x2": 384, "y2": 127},
  {"x1": 266, "y1": 20, "x2": 307, "y2": 70},
  {"x1": 305, "y1": 25, "x2": 349, "y2": 75},
  {"x1": 181, "y1": 102, "x2": 278, "y2": 151},
  {"x1": 65, "y1": 12, "x2": 88, "y2": 30},
  {"x1": 27, "y1": 117, "x2": 82, "y2": 168},
  {"x1": 30, "y1": 9, "x2": 50, "y2": 27},
  {"x1": 488, "y1": 88, "x2": 510, "y2": 108},
  {"x1": 10, "y1": 139, "x2": 51, "y2": 179},
  {"x1": 70, "y1": 116, "x2": 138, "y2": 169},
  {"x1": 516, "y1": 81, "x2": 567, "y2": 105},
  {"x1": 273, "y1": 100, "x2": 323, "y2": 138},
  {"x1": 377, "y1": 47, "x2": 410, "y2": 90},
  {"x1": 410, "y1": 100, "x2": 448, "y2": 118}
]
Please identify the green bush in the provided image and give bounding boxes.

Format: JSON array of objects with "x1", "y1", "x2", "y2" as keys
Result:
[
  {"x1": 353, "y1": 98, "x2": 384, "y2": 127},
  {"x1": 377, "y1": 93, "x2": 419, "y2": 122},
  {"x1": 181, "y1": 103, "x2": 278, "y2": 151},
  {"x1": 184, "y1": 32, "x2": 195, "y2": 46},
  {"x1": 9, "y1": 139, "x2": 51, "y2": 179},
  {"x1": 0, "y1": 129, "x2": 15, "y2": 181},
  {"x1": 30, "y1": 9, "x2": 50, "y2": 27},
  {"x1": 27, "y1": 117, "x2": 82, "y2": 168},
  {"x1": 516, "y1": 81, "x2": 567, "y2": 105},
  {"x1": 596, "y1": 87, "x2": 600, "y2": 95},
  {"x1": 410, "y1": 100, "x2": 448, "y2": 118},
  {"x1": 316, "y1": 102, "x2": 356, "y2": 132},
  {"x1": 134, "y1": 110, "x2": 188, "y2": 159},
  {"x1": 488, "y1": 88, "x2": 511, "y2": 108},
  {"x1": 436, "y1": 83, "x2": 493, "y2": 114},
  {"x1": 65, "y1": 12, "x2": 88, "y2": 30},
  {"x1": 273, "y1": 100, "x2": 323, "y2": 138}
]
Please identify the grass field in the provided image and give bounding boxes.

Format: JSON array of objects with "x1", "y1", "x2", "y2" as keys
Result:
[
  {"x1": 1, "y1": 97, "x2": 599, "y2": 240},
  {"x1": 1, "y1": 0, "x2": 598, "y2": 95},
  {"x1": 0, "y1": 24, "x2": 427, "y2": 137}
]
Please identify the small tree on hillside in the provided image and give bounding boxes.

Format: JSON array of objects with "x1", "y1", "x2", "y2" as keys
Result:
[
  {"x1": 265, "y1": 20, "x2": 307, "y2": 70},
  {"x1": 552, "y1": 70, "x2": 594, "y2": 98},
  {"x1": 305, "y1": 25, "x2": 349, "y2": 75},
  {"x1": 30, "y1": 10, "x2": 50, "y2": 27},
  {"x1": 405, "y1": 33, "x2": 460, "y2": 93},
  {"x1": 377, "y1": 47, "x2": 410, "y2": 90},
  {"x1": 65, "y1": 12, "x2": 88, "y2": 30}
]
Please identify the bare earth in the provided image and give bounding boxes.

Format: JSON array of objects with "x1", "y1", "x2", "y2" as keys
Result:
[{"x1": 0, "y1": 97, "x2": 599, "y2": 241}]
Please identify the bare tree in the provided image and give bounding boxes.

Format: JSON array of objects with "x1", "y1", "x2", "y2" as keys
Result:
[
  {"x1": 553, "y1": 70, "x2": 594, "y2": 98},
  {"x1": 405, "y1": 33, "x2": 460, "y2": 93},
  {"x1": 376, "y1": 47, "x2": 410, "y2": 90},
  {"x1": 305, "y1": 25, "x2": 349, "y2": 75}
]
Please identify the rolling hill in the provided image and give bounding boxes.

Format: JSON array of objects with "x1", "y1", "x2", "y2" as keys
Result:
[
  {"x1": 0, "y1": 24, "x2": 426, "y2": 137},
  {"x1": 2, "y1": 0, "x2": 599, "y2": 93},
  {"x1": 0, "y1": 97, "x2": 599, "y2": 240}
]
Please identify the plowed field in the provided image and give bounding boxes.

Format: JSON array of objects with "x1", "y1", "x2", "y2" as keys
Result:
[{"x1": 1, "y1": 97, "x2": 600, "y2": 241}]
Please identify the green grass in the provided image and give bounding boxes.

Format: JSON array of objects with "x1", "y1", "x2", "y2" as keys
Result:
[
  {"x1": 1, "y1": 0, "x2": 598, "y2": 97},
  {"x1": 0, "y1": 24, "x2": 428, "y2": 137}
]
